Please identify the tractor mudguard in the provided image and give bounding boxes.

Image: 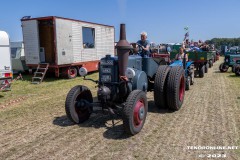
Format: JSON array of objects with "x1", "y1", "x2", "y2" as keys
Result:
[
  {"x1": 169, "y1": 60, "x2": 183, "y2": 67},
  {"x1": 186, "y1": 61, "x2": 194, "y2": 68},
  {"x1": 169, "y1": 60, "x2": 193, "y2": 68}
]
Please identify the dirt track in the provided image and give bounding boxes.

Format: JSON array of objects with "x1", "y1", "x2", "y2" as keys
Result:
[{"x1": 0, "y1": 58, "x2": 239, "y2": 160}]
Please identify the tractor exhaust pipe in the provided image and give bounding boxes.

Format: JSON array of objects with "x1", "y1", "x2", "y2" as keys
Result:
[{"x1": 116, "y1": 24, "x2": 132, "y2": 79}]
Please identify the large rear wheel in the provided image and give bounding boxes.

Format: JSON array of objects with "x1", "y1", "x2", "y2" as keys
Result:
[
  {"x1": 154, "y1": 65, "x2": 170, "y2": 108},
  {"x1": 166, "y1": 66, "x2": 185, "y2": 111},
  {"x1": 65, "y1": 85, "x2": 93, "y2": 123},
  {"x1": 205, "y1": 63, "x2": 209, "y2": 73},
  {"x1": 123, "y1": 90, "x2": 148, "y2": 135},
  {"x1": 199, "y1": 65, "x2": 205, "y2": 78}
]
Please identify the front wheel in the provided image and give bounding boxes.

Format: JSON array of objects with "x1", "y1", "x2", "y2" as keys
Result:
[
  {"x1": 123, "y1": 90, "x2": 148, "y2": 135},
  {"x1": 65, "y1": 85, "x2": 93, "y2": 123},
  {"x1": 232, "y1": 64, "x2": 237, "y2": 73},
  {"x1": 235, "y1": 65, "x2": 240, "y2": 76},
  {"x1": 219, "y1": 63, "x2": 229, "y2": 72}
]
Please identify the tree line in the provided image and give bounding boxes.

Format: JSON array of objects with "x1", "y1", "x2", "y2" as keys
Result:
[{"x1": 205, "y1": 38, "x2": 240, "y2": 49}]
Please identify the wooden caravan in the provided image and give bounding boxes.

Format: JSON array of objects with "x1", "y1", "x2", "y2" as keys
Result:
[{"x1": 21, "y1": 16, "x2": 115, "y2": 78}]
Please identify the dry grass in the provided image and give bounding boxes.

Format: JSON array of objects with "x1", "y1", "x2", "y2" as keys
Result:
[{"x1": 0, "y1": 58, "x2": 239, "y2": 160}]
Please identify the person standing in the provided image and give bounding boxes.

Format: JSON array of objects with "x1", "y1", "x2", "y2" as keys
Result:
[{"x1": 136, "y1": 31, "x2": 150, "y2": 57}]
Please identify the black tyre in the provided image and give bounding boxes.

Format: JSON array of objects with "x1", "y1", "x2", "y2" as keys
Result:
[
  {"x1": 123, "y1": 90, "x2": 148, "y2": 135},
  {"x1": 219, "y1": 63, "x2": 223, "y2": 71},
  {"x1": 166, "y1": 66, "x2": 185, "y2": 111},
  {"x1": 185, "y1": 76, "x2": 190, "y2": 91},
  {"x1": 199, "y1": 65, "x2": 205, "y2": 78},
  {"x1": 65, "y1": 85, "x2": 93, "y2": 123},
  {"x1": 154, "y1": 65, "x2": 170, "y2": 108},
  {"x1": 190, "y1": 67, "x2": 194, "y2": 85},
  {"x1": 67, "y1": 67, "x2": 78, "y2": 79},
  {"x1": 209, "y1": 60, "x2": 213, "y2": 68},
  {"x1": 235, "y1": 66, "x2": 240, "y2": 76},
  {"x1": 219, "y1": 63, "x2": 228, "y2": 72},
  {"x1": 232, "y1": 64, "x2": 236, "y2": 73},
  {"x1": 205, "y1": 64, "x2": 209, "y2": 73}
]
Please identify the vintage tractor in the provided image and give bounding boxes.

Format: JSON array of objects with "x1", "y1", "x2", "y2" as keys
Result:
[
  {"x1": 65, "y1": 24, "x2": 185, "y2": 135},
  {"x1": 219, "y1": 54, "x2": 240, "y2": 72}
]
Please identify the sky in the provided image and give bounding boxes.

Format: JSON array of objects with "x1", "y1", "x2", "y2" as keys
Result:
[{"x1": 0, "y1": 0, "x2": 240, "y2": 44}]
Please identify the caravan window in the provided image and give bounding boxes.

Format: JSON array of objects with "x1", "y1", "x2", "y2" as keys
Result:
[
  {"x1": 82, "y1": 27, "x2": 95, "y2": 48},
  {"x1": 11, "y1": 48, "x2": 18, "y2": 58}
]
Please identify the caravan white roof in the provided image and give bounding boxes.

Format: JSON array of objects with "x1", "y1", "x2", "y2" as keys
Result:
[
  {"x1": 11, "y1": 42, "x2": 23, "y2": 48},
  {"x1": 0, "y1": 31, "x2": 10, "y2": 45}
]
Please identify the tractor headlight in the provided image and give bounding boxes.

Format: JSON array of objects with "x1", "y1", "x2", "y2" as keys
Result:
[
  {"x1": 79, "y1": 67, "x2": 88, "y2": 76},
  {"x1": 125, "y1": 68, "x2": 136, "y2": 79}
]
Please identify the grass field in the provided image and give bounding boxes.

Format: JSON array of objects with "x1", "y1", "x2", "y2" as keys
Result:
[
  {"x1": 0, "y1": 58, "x2": 239, "y2": 160},
  {"x1": 228, "y1": 73, "x2": 240, "y2": 157}
]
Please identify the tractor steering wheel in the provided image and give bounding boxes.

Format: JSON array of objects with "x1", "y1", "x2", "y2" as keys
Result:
[
  {"x1": 136, "y1": 43, "x2": 143, "y2": 49},
  {"x1": 136, "y1": 43, "x2": 151, "y2": 57}
]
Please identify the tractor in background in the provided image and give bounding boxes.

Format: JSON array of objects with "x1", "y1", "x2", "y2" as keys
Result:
[
  {"x1": 219, "y1": 54, "x2": 240, "y2": 72},
  {"x1": 233, "y1": 60, "x2": 240, "y2": 76},
  {"x1": 65, "y1": 24, "x2": 186, "y2": 135}
]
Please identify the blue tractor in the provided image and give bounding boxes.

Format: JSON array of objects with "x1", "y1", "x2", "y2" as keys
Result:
[{"x1": 65, "y1": 24, "x2": 186, "y2": 135}]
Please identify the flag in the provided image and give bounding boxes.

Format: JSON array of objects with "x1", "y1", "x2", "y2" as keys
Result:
[{"x1": 184, "y1": 32, "x2": 189, "y2": 40}]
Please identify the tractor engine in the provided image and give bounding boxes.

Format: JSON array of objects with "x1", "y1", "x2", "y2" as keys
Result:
[
  {"x1": 98, "y1": 55, "x2": 119, "y2": 102},
  {"x1": 98, "y1": 54, "x2": 148, "y2": 102},
  {"x1": 98, "y1": 23, "x2": 132, "y2": 103},
  {"x1": 97, "y1": 24, "x2": 148, "y2": 103}
]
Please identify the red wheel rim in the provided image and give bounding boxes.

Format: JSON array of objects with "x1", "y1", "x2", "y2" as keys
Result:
[
  {"x1": 179, "y1": 76, "x2": 185, "y2": 102},
  {"x1": 69, "y1": 68, "x2": 76, "y2": 77},
  {"x1": 133, "y1": 99, "x2": 145, "y2": 127}
]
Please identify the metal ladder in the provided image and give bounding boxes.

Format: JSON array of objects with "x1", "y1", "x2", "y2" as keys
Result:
[{"x1": 31, "y1": 63, "x2": 49, "y2": 84}]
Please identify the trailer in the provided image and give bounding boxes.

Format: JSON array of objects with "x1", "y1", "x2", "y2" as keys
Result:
[
  {"x1": 10, "y1": 42, "x2": 28, "y2": 73},
  {"x1": 21, "y1": 16, "x2": 115, "y2": 79},
  {"x1": 0, "y1": 31, "x2": 13, "y2": 91},
  {"x1": 170, "y1": 50, "x2": 216, "y2": 78}
]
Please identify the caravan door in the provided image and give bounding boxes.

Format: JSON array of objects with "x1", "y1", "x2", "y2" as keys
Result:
[{"x1": 22, "y1": 20, "x2": 40, "y2": 64}]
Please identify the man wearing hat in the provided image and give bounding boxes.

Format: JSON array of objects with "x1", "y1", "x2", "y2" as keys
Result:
[{"x1": 136, "y1": 31, "x2": 151, "y2": 57}]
